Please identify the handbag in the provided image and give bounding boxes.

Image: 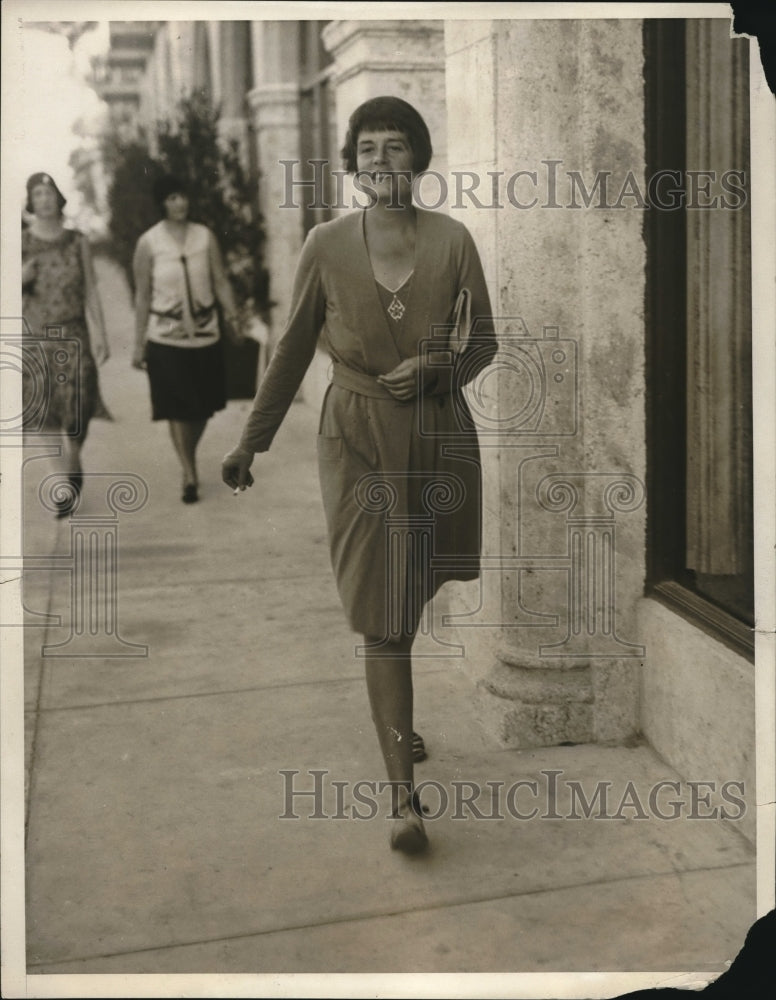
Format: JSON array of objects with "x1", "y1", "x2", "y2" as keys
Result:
[
  {"x1": 420, "y1": 287, "x2": 473, "y2": 396},
  {"x1": 450, "y1": 287, "x2": 472, "y2": 359}
]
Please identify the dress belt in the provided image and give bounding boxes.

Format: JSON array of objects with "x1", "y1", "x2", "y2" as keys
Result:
[{"x1": 330, "y1": 362, "x2": 397, "y2": 400}]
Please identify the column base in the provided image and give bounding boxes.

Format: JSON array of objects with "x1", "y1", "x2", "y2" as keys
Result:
[
  {"x1": 437, "y1": 581, "x2": 640, "y2": 749},
  {"x1": 474, "y1": 662, "x2": 593, "y2": 749}
]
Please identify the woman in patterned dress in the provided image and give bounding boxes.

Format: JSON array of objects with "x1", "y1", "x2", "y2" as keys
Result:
[
  {"x1": 22, "y1": 172, "x2": 111, "y2": 517},
  {"x1": 222, "y1": 98, "x2": 497, "y2": 854}
]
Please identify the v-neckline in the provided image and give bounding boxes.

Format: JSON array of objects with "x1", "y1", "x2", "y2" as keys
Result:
[
  {"x1": 376, "y1": 271, "x2": 413, "y2": 295},
  {"x1": 359, "y1": 209, "x2": 423, "y2": 355}
]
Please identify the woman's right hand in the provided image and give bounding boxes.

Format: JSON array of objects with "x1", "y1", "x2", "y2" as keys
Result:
[
  {"x1": 131, "y1": 343, "x2": 147, "y2": 370},
  {"x1": 222, "y1": 446, "x2": 255, "y2": 491},
  {"x1": 376, "y1": 356, "x2": 434, "y2": 401}
]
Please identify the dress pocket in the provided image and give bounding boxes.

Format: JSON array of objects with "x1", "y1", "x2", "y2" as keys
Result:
[{"x1": 316, "y1": 434, "x2": 343, "y2": 461}]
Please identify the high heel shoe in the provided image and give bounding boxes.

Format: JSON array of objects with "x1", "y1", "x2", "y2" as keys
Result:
[{"x1": 390, "y1": 790, "x2": 429, "y2": 855}]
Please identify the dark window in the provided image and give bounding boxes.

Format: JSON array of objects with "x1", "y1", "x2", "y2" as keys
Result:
[{"x1": 644, "y1": 18, "x2": 753, "y2": 659}]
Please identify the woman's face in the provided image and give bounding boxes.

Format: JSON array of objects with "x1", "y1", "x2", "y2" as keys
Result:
[
  {"x1": 355, "y1": 130, "x2": 414, "y2": 204},
  {"x1": 163, "y1": 192, "x2": 189, "y2": 222},
  {"x1": 30, "y1": 184, "x2": 60, "y2": 219}
]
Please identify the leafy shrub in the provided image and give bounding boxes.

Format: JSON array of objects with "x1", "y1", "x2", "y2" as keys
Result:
[{"x1": 102, "y1": 132, "x2": 163, "y2": 292}]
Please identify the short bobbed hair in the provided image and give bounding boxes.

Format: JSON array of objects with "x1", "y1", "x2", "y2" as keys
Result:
[
  {"x1": 340, "y1": 96, "x2": 433, "y2": 175},
  {"x1": 153, "y1": 174, "x2": 189, "y2": 211},
  {"x1": 26, "y1": 172, "x2": 66, "y2": 214}
]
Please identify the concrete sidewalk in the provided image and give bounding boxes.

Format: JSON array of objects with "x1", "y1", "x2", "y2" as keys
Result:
[{"x1": 21, "y1": 259, "x2": 756, "y2": 984}]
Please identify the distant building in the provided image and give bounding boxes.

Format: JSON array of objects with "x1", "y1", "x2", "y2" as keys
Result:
[{"x1": 88, "y1": 21, "x2": 157, "y2": 138}]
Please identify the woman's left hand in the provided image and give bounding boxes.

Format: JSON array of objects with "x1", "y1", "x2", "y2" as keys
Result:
[{"x1": 376, "y1": 357, "x2": 433, "y2": 401}]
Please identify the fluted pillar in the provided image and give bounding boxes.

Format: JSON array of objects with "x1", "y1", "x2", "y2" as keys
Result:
[
  {"x1": 218, "y1": 21, "x2": 251, "y2": 159},
  {"x1": 247, "y1": 22, "x2": 304, "y2": 351}
]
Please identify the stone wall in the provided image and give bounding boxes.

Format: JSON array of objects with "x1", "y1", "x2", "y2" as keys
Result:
[{"x1": 638, "y1": 599, "x2": 755, "y2": 844}]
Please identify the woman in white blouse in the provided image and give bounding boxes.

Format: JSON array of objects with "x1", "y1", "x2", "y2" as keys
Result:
[{"x1": 132, "y1": 175, "x2": 241, "y2": 503}]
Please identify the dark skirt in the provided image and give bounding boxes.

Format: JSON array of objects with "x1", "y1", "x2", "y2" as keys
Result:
[{"x1": 146, "y1": 340, "x2": 226, "y2": 422}]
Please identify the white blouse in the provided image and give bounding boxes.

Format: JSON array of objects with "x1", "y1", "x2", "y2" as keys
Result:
[{"x1": 141, "y1": 221, "x2": 219, "y2": 348}]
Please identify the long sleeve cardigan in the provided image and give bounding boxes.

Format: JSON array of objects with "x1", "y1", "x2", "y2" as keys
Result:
[{"x1": 240, "y1": 207, "x2": 497, "y2": 638}]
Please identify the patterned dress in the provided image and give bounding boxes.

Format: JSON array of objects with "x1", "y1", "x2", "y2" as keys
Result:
[{"x1": 22, "y1": 227, "x2": 111, "y2": 438}]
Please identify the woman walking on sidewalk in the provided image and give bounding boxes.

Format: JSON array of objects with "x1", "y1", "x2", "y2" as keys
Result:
[
  {"x1": 132, "y1": 175, "x2": 243, "y2": 504},
  {"x1": 222, "y1": 97, "x2": 496, "y2": 853},
  {"x1": 22, "y1": 172, "x2": 112, "y2": 517}
]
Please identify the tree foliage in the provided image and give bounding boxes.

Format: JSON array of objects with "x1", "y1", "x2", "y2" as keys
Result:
[{"x1": 103, "y1": 132, "x2": 162, "y2": 291}]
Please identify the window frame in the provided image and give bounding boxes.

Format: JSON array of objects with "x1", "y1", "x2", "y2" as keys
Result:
[{"x1": 643, "y1": 18, "x2": 754, "y2": 662}]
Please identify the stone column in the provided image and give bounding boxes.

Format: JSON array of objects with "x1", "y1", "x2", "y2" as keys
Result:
[
  {"x1": 442, "y1": 20, "x2": 647, "y2": 748},
  {"x1": 207, "y1": 21, "x2": 222, "y2": 107},
  {"x1": 247, "y1": 22, "x2": 304, "y2": 351},
  {"x1": 192, "y1": 21, "x2": 211, "y2": 95},
  {"x1": 218, "y1": 21, "x2": 251, "y2": 158}
]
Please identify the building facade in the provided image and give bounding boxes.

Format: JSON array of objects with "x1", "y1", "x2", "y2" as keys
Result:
[{"x1": 101, "y1": 16, "x2": 757, "y2": 842}]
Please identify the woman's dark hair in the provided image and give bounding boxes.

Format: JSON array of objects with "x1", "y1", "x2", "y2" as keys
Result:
[
  {"x1": 152, "y1": 174, "x2": 189, "y2": 210},
  {"x1": 340, "y1": 96, "x2": 433, "y2": 174},
  {"x1": 25, "y1": 172, "x2": 66, "y2": 214}
]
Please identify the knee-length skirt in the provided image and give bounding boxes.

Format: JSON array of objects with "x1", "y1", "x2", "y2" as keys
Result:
[
  {"x1": 317, "y1": 383, "x2": 482, "y2": 640},
  {"x1": 146, "y1": 340, "x2": 226, "y2": 421}
]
